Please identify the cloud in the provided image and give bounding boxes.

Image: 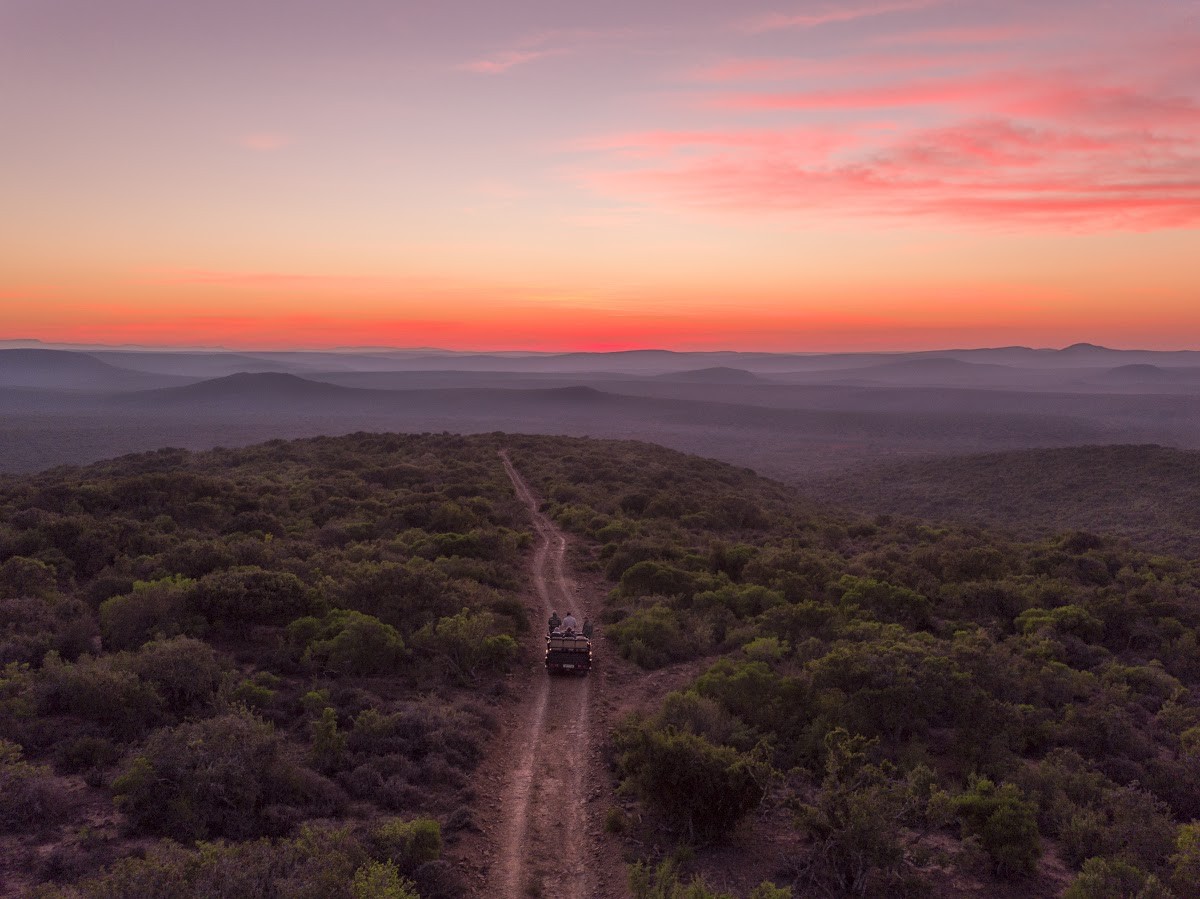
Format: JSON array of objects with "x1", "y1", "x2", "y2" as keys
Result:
[
  {"x1": 741, "y1": 0, "x2": 942, "y2": 34},
  {"x1": 237, "y1": 133, "x2": 290, "y2": 152},
  {"x1": 866, "y1": 23, "x2": 1043, "y2": 46},
  {"x1": 458, "y1": 48, "x2": 565, "y2": 75},
  {"x1": 573, "y1": 58, "x2": 1200, "y2": 231},
  {"x1": 688, "y1": 52, "x2": 981, "y2": 83}
]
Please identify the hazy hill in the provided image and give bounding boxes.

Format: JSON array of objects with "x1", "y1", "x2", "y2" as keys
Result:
[
  {"x1": 130, "y1": 371, "x2": 380, "y2": 407},
  {"x1": 93, "y1": 350, "x2": 319, "y2": 378},
  {"x1": 653, "y1": 366, "x2": 765, "y2": 383},
  {"x1": 0, "y1": 348, "x2": 193, "y2": 390},
  {"x1": 810, "y1": 443, "x2": 1200, "y2": 556},
  {"x1": 1090, "y1": 364, "x2": 1200, "y2": 387}
]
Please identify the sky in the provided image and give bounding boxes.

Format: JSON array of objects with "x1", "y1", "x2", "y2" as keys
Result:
[{"x1": 1, "y1": 0, "x2": 1198, "y2": 351}]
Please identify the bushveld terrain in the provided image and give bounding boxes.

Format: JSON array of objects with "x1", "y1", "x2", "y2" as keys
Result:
[{"x1": 2, "y1": 432, "x2": 1199, "y2": 897}]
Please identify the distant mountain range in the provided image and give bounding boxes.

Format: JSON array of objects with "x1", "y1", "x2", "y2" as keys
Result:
[
  {"x1": 5, "y1": 341, "x2": 1200, "y2": 378},
  {"x1": 4, "y1": 345, "x2": 1200, "y2": 477}
]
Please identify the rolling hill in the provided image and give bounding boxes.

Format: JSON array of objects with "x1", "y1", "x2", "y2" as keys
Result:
[
  {"x1": 809, "y1": 443, "x2": 1200, "y2": 556},
  {"x1": 0, "y1": 348, "x2": 194, "y2": 391}
]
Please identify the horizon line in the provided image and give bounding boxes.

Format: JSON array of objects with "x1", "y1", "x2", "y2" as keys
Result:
[{"x1": 4, "y1": 338, "x2": 1200, "y2": 355}]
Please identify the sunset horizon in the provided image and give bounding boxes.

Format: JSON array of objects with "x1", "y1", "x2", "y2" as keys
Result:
[{"x1": 3, "y1": 0, "x2": 1198, "y2": 350}]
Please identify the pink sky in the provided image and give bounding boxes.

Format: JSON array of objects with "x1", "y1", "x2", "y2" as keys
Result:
[{"x1": 1, "y1": 0, "x2": 1198, "y2": 350}]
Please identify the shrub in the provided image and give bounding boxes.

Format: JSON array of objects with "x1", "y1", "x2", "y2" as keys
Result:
[
  {"x1": 1170, "y1": 823, "x2": 1200, "y2": 895},
  {"x1": 604, "y1": 806, "x2": 629, "y2": 834},
  {"x1": 0, "y1": 738, "x2": 67, "y2": 832},
  {"x1": 310, "y1": 707, "x2": 348, "y2": 773},
  {"x1": 121, "y1": 636, "x2": 225, "y2": 714},
  {"x1": 351, "y1": 861, "x2": 418, "y2": 899},
  {"x1": 99, "y1": 576, "x2": 196, "y2": 650},
  {"x1": 63, "y1": 825, "x2": 373, "y2": 899},
  {"x1": 616, "y1": 724, "x2": 766, "y2": 842},
  {"x1": 620, "y1": 561, "x2": 704, "y2": 600},
  {"x1": 793, "y1": 729, "x2": 919, "y2": 895},
  {"x1": 35, "y1": 652, "x2": 163, "y2": 740},
  {"x1": 114, "y1": 709, "x2": 317, "y2": 840},
  {"x1": 412, "y1": 608, "x2": 516, "y2": 683},
  {"x1": 836, "y1": 576, "x2": 931, "y2": 628},
  {"x1": 371, "y1": 817, "x2": 443, "y2": 871},
  {"x1": 191, "y1": 567, "x2": 316, "y2": 627},
  {"x1": 0, "y1": 556, "x2": 58, "y2": 599},
  {"x1": 695, "y1": 584, "x2": 784, "y2": 619},
  {"x1": 609, "y1": 604, "x2": 708, "y2": 669},
  {"x1": 627, "y1": 859, "x2": 790, "y2": 899},
  {"x1": 1063, "y1": 857, "x2": 1173, "y2": 899},
  {"x1": 952, "y1": 777, "x2": 1042, "y2": 877},
  {"x1": 288, "y1": 610, "x2": 407, "y2": 676}
]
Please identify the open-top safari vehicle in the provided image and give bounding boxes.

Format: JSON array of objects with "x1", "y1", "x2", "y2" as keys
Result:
[{"x1": 545, "y1": 632, "x2": 591, "y2": 674}]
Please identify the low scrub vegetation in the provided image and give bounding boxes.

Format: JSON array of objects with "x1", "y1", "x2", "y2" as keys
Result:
[
  {"x1": 5, "y1": 432, "x2": 1200, "y2": 896},
  {"x1": 0, "y1": 433, "x2": 523, "y2": 895},
  {"x1": 504, "y1": 435, "x2": 1200, "y2": 896}
]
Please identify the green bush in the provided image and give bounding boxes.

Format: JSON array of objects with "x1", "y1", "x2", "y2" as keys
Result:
[
  {"x1": 122, "y1": 636, "x2": 225, "y2": 714},
  {"x1": 795, "y1": 729, "x2": 919, "y2": 895},
  {"x1": 371, "y1": 816, "x2": 442, "y2": 871},
  {"x1": 620, "y1": 561, "x2": 704, "y2": 600},
  {"x1": 191, "y1": 567, "x2": 316, "y2": 627},
  {"x1": 952, "y1": 777, "x2": 1042, "y2": 877},
  {"x1": 1063, "y1": 857, "x2": 1173, "y2": 899},
  {"x1": 0, "y1": 556, "x2": 58, "y2": 599},
  {"x1": 609, "y1": 604, "x2": 708, "y2": 669},
  {"x1": 351, "y1": 861, "x2": 418, "y2": 899},
  {"x1": 627, "y1": 859, "x2": 790, "y2": 899},
  {"x1": 114, "y1": 709, "x2": 331, "y2": 840},
  {"x1": 412, "y1": 608, "x2": 516, "y2": 683},
  {"x1": 1170, "y1": 823, "x2": 1200, "y2": 895},
  {"x1": 35, "y1": 652, "x2": 163, "y2": 740},
  {"x1": 99, "y1": 576, "x2": 196, "y2": 650},
  {"x1": 63, "y1": 825, "x2": 374, "y2": 899},
  {"x1": 616, "y1": 724, "x2": 766, "y2": 843},
  {"x1": 288, "y1": 609, "x2": 407, "y2": 676},
  {"x1": 0, "y1": 738, "x2": 67, "y2": 832}
]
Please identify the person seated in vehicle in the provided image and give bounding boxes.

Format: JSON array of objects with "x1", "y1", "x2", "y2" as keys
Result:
[
  {"x1": 548, "y1": 611, "x2": 561, "y2": 633},
  {"x1": 582, "y1": 618, "x2": 593, "y2": 638},
  {"x1": 562, "y1": 611, "x2": 578, "y2": 634}
]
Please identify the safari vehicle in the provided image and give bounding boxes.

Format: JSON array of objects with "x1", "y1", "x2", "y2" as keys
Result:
[{"x1": 545, "y1": 632, "x2": 591, "y2": 674}]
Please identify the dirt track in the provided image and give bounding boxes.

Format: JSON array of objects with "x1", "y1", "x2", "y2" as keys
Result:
[{"x1": 492, "y1": 451, "x2": 595, "y2": 899}]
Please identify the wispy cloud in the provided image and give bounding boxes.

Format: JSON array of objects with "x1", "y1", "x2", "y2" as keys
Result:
[
  {"x1": 689, "y1": 51, "x2": 986, "y2": 83},
  {"x1": 741, "y1": 0, "x2": 943, "y2": 34},
  {"x1": 458, "y1": 48, "x2": 566, "y2": 75},
  {"x1": 573, "y1": 60, "x2": 1200, "y2": 231},
  {"x1": 458, "y1": 26, "x2": 638, "y2": 75},
  {"x1": 866, "y1": 23, "x2": 1042, "y2": 46}
]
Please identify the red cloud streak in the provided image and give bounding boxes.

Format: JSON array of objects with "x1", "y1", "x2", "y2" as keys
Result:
[{"x1": 579, "y1": 54, "x2": 1200, "y2": 230}]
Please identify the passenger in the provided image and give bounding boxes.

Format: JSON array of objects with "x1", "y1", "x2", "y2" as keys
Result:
[
  {"x1": 562, "y1": 611, "x2": 578, "y2": 633},
  {"x1": 582, "y1": 618, "x2": 593, "y2": 639},
  {"x1": 548, "y1": 611, "x2": 561, "y2": 633}
]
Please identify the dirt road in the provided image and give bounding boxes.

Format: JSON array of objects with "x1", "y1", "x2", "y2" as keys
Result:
[{"x1": 492, "y1": 451, "x2": 595, "y2": 899}]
